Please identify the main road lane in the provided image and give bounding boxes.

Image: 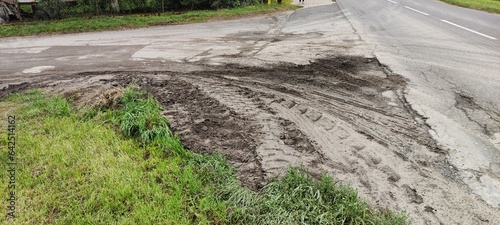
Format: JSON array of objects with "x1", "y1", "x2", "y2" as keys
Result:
[
  {"x1": 398, "y1": 0, "x2": 500, "y2": 42},
  {"x1": 340, "y1": 0, "x2": 499, "y2": 47},
  {"x1": 338, "y1": 0, "x2": 500, "y2": 208}
]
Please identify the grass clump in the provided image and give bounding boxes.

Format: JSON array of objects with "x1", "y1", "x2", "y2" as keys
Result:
[
  {"x1": 210, "y1": 165, "x2": 407, "y2": 224},
  {"x1": 439, "y1": 0, "x2": 500, "y2": 14},
  {"x1": 105, "y1": 87, "x2": 189, "y2": 157},
  {"x1": 109, "y1": 88, "x2": 171, "y2": 144},
  {"x1": 250, "y1": 169, "x2": 406, "y2": 224},
  {"x1": 0, "y1": 3, "x2": 300, "y2": 38},
  {"x1": 0, "y1": 88, "x2": 408, "y2": 224},
  {"x1": 0, "y1": 89, "x2": 225, "y2": 224}
]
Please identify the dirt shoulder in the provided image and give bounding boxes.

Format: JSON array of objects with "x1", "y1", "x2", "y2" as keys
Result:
[
  {"x1": 1, "y1": 3, "x2": 499, "y2": 224},
  {"x1": 2, "y1": 55, "x2": 499, "y2": 224}
]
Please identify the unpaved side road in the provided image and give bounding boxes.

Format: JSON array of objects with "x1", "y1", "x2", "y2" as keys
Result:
[{"x1": 1, "y1": 2, "x2": 499, "y2": 224}]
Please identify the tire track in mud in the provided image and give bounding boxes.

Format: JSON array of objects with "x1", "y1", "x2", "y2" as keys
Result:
[
  {"x1": 180, "y1": 72, "x2": 429, "y2": 218},
  {"x1": 172, "y1": 72, "x2": 473, "y2": 224},
  {"x1": 181, "y1": 75, "x2": 325, "y2": 180},
  {"x1": 152, "y1": 57, "x2": 500, "y2": 224},
  {"x1": 4, "y1": 56, "x2": 499, "y2": 224}
]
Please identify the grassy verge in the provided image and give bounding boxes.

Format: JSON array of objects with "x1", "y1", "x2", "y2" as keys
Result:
[
  {"x1": 0, "y1": 88, "x2": 408, "y2": 224},
  {"x1": 0, "y1": 3, "x2": 299, "y2": 38},
  {"x1": 439, "y1": 0, "x2": 500, "y2": 14}
]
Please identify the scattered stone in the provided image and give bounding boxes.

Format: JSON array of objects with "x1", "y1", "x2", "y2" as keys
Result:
[{"x1": 201, "y1": 126, "x2": 208, "y2": 131}]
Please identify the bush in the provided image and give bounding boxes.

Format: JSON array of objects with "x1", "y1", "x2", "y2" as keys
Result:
[
  {"x1": 33, "y1": 0, "x2": 70, "y2": 20},
  {"x1": 180, "y1": 0, "x2": 260, "y2": 10},
  {"x1": 39, "y1": 0, "x2": 262, "y2": 18}
]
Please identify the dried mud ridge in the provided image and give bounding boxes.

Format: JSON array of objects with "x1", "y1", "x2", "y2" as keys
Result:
[{"x1": 3, "y1": 56, "x2": 500, "y2": 224}]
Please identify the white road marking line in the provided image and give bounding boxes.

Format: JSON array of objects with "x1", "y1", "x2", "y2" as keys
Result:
[
  {"x1": 404, "y1": 6, "x2": 429, "y2": 16},
  {"x1": 387, "y1": 0, "x2": 397, "y2": 4},
  {"x1": 441, "y1": 19, "x2": 497, "y2": 40}
]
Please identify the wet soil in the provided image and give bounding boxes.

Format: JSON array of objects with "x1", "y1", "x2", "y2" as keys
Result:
[{"x1": 2, "y1": 55, "x2": 499, "y2": 224}]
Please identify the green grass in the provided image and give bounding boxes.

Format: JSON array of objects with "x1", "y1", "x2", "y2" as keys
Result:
[
  {"x1": 19, "y1": 5, "x2": 33, "y2": 14},
  {"x1": 109, "y1": 88, "x2": 172, "y2": 145},
  {"x1": 0, "y1": 89, "x2": 229, "y2": 224},
  {"x1": 0, "y1": 88, "x2": 409, "y2": 224},
  {"x1": 439, "y1": 0, "x2": 500, "y2": 14},
  {"x1": 0, "y1": 3, "x2": 299, "y2": 38}
]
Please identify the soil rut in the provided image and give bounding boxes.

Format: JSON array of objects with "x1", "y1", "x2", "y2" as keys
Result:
[{"x1": 2, "y1": 56, "x2": 499, "y2": 224}]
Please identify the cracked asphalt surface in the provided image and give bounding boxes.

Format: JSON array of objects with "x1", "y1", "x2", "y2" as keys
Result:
[
  {"x1": 339, "y1": 0, "x2": 500, "y2": 211},
  {"x1": 1, "y1": 1, "x2": 499, "y2": 224}
]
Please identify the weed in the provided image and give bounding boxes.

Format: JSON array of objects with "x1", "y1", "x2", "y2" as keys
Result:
[
  {"x1": 215, "y1": 167, "x2": 408, "y2": 225},
  {"x1": 439, "y1": 0, "x2": 500, "y2": 14},
  {"x1": 110, "y1": 88, "x2": 171, "y2": 144}
]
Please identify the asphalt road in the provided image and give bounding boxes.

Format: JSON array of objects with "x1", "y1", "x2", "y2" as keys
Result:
[
  {"x1": 337, "y1": 0, "x2": 500, "y2": 207},
  {"x1": 395, "y1": 0, "x2": 499, "y2": 43}
]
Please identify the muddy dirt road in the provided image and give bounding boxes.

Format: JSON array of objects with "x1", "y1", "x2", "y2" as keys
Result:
[{"x1": 1, "y1": 2, "x2": 499, "y2": 224}]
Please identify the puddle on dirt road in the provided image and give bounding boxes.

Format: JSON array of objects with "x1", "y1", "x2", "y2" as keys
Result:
[{"x1": 2, "y1": 55, "x2": 499, "y2": 224}]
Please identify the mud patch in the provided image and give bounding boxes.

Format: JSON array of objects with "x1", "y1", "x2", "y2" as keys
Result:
[
  {"x1": 0, "y1": 82, "x2": 31, "y2": 98},
  {"x1": 3, "y1": 55, "x2": 500, "y2": 224},
  {"x1": 117, "y1": 75, "x2": 266, "y2": 190},
  {"x1": 64, "y1": 85, "x2": 124, "y2": 109}
]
